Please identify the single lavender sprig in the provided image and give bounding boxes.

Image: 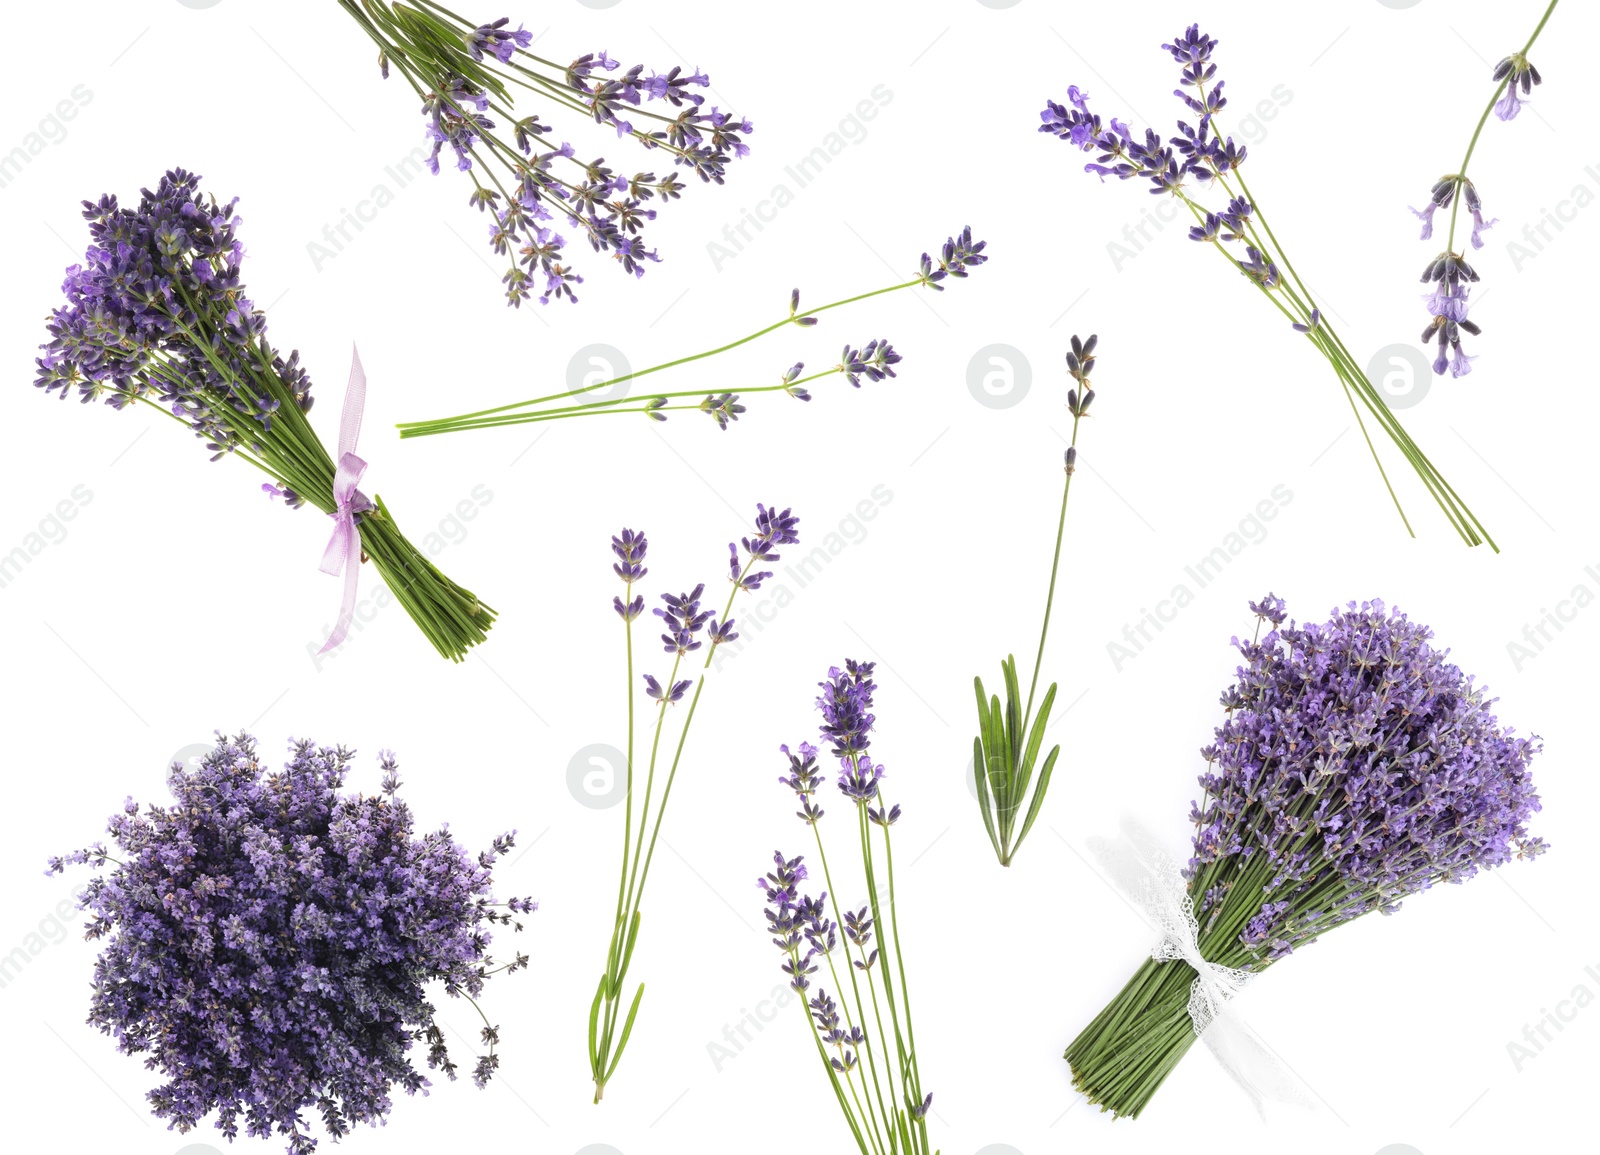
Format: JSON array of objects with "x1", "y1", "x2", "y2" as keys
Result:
[
  {"x1": 1065, "y1": 596, "x2": 1545, "y2": 1118},
  {"x1": 972, "y1": 334, "x2": 1100, "y2": 866},
  {"x1": 1410, "y1": 0, "x2": 1559, "y2": 375},
  {"x1": 48, "y1": 734, "x2": 533, "y2": 1154},
  {"x1": 395, "y1": 227, "x2": 985, "y2": 438},
  {"x1": 764, "y1": 660, "x2": 936, "y2": 1155},
  {"x1": 336, "y1": 1, "x2": 751, "y2": 307},
  {"x1": 1041, "y1": 28, "x2": 1495, "y2": 549},
  {"x1": 590, "y1": 503, "x2": 801, "y2": 1103}
]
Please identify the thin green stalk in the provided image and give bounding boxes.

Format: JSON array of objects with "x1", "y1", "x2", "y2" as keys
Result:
[
  {"x1": 396, "y1": 281, "x2": 921, "y2": 435},
  {"x1": 1447, "y1": 0, "x2": 1560, "y2": 251}
]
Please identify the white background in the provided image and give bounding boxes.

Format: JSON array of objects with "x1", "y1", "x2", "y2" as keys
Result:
[{"x1": 0, "y1": 2, "x2": 1593, "y2": 1154}]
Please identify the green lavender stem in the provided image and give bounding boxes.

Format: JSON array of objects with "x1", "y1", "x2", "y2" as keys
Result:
[
  {"x1": 1446, "y1": 0, "x2": 1560, "y2": 251},
  {"x1": 589, "y1": 556, "x2": 755, "y2": 1101},
  {"x1": 395, "y1": 281, "x2": 923, "y2": 438}
]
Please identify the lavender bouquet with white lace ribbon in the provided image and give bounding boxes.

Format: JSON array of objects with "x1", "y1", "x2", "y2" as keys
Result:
[
  {"x1": 336, "y1": 0, "x2": 751, "y2": 306},
  {"x1": 1065, "y1": 596, "x2": 1546, "y2": 1118}
]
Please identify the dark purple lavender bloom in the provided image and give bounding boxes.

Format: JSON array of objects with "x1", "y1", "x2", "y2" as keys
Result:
[
  {"x1": 700, "y1": 391, "x2": 745, "y2": 430},
  {"x1": 467, "y1": 17, "x2": 533, "y2": 64},
  {"x1": 817, "y1": 660, "x2": 878, "y2": 760},
  {"x1": 644, "y1": 673, "x2": 692, "y2": 704},
  {"x1": 1290, "y1": 309, "x2": 1322, "y2": 334},
  {"x1": 728, "y1": 541, "x2": 773, "y2": 591},
  {"x1": 612, "y1": 527, "x2": 649, "y2": 582},
  {"x1": 916, "y1": 226, "x2": 987, "y2": 290},
  {"x1": 1492, "y1": 52, "x2": 1542, "y2": 120},
  {"x1": 840, "y1": 339, "x2": 901, "y2": 388},
  {"x1": 1188, "y1": 598, "x2": 1546, "y2": 958},
  {"x1": 743, "y1": 503, "x2": 800, "y2": 562},
  {"x1": 707, "y1": 616, "x2": 739, "y2": 645},
  {"x1": 781, "y1": 362, "x2": 811, "y2": 401},
  {"x1": 778, "y1": 742, "x2": 826, "y2": 824},
  {"x1": 654, "y1": 584, "x2": 710, "y2": 654},
  {"x1": 788, "y1": 288, "x2": 819, "y2": 327},
  {"x1": 34, "y1": 169, "x2": 316, "y2": 463},
  {"x1": 47, "y1": 734, "x2": 531, "y2": 1154}
]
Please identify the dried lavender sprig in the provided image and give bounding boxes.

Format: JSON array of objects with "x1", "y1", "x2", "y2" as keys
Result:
[
  {"x1": 1041, "y1": 32, "x2": 1495, "y2": 550},
  {"x1": 395, "y1": 229, "x2": 985, "y2": 437},
  {"x1": 1411, "y1": 0, "x2": 1559, "y2": 375},
  {"x1": 590, "y1": 504, "x2": 801, "y2": 1103},
  {"x1": 335, "y1": 1, "x2": 750, "y2": 306},
  {"x1": 972, "y1": 334, "x2": 1100, "y2": 866}
]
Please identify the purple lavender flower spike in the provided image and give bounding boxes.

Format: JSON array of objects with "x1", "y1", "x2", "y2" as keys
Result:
[
  {"x1": 654, "y1": 584, "x2": 710, "y2": 654},
  {"x1": 644, "y1": 673, "x2": 692, "y2": 703}
]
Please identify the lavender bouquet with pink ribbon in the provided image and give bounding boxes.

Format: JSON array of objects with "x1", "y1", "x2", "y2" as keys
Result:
[{"x1": 34, "y1": 168, "x2": 495, "y2": 661}]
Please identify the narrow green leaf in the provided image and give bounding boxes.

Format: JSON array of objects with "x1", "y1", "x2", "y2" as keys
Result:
[
  {"x1": 601, "y1": 983, "x2": 646, "y2": 1081},
  {"x1": 1014, "y1": 743, "x2": 1062, "y2": 853},
  {"x1": 972, "y1": 735, "x2": 1002, "y2": 861},
  {"x1": 586, "y1": 974, "x2": 605, "y2": 1074},
  {"x1": 1012, "y1": 681, "x2": 1058, "y2": 815}
]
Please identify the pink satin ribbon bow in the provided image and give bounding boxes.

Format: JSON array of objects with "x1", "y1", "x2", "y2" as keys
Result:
[{"x1": 317, "y1": 346, "x2": 375, "y2": 654}]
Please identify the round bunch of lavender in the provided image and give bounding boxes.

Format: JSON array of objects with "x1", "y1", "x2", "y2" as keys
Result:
[
  {"x1": 33, "y1": 168, "x2": 494, "y2": 661},
  {"x1": 337, "y1": 1, "x2": 751, "y2": 307},
  {"x1": 47, "y1": 733, "x2": 534, "y2": 1154},
  {"x1": 762, "y1": 661, "x2": 935, "y2": 1155},
  {"x1": 1040, "y1": 26, "x2": 1492, "y2": 549},
  {"x1": 1411, "y1": 0, "x2": 1558, "y2": 375},
  {"x1": 1065, "y1": 596, "x2": 1546, "y2": 1118},
  {"x1": 397, "y1": 227, "x2": 985, "y2": 439}
]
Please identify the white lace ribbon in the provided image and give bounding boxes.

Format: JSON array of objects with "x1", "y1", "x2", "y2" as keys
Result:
[{"x1": 1089, "y1": 820, "x2": 1308, "y2": 1117}]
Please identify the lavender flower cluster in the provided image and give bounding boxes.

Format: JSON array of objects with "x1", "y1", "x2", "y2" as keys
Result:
[
  {"x1": 1189, "y1": 597, "x2": 1546, "y2": 962},
  {"x1": 1410, "y1": 50, "x2": 1546, "y2": 376},
  {"x1": 48, "y1": 734, "x2": 533, "y2": 1154},
  {"x1": 762, "y1": 660, "x2": 932, "y2": 1137},
  {"x1": 387, "y1": 14, "x2": 751, "y2": 307},
  {"x1": 618, "y1": 503, "x2": 799, "y2": 702},
  {"x1": 33, "y1": 168, "x2": 312, "y2": 481},
  {"x1": 1038, "y1": 30, "x2": 1290, "y2": 296}
]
